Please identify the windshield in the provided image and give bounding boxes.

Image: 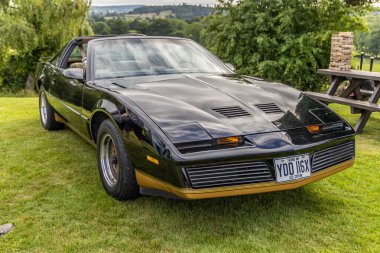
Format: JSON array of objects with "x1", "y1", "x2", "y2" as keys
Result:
[{"x1": 91, "y1": 38, "x2": 231, "y2": 79}]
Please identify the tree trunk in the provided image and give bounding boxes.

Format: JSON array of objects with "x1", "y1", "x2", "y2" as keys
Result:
[{"x1": 25, "y1": 72, "x2": 36, "y2": 91}]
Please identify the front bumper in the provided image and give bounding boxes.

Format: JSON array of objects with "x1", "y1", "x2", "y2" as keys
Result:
[{"x1": 136, "y1": 158, "x2": 354, "y2": 200}]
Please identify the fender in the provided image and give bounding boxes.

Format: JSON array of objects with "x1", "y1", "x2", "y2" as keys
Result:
[{"x1": 89, "y1": 99, "x2": 124, "y2": 141}]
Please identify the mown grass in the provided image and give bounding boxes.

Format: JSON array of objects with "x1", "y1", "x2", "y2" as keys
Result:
[
  {"x1": 0, "y1": 98, "x2": 379, "y2": 252},
  {"x1": 0, "y1": 90, "x2": 37, "y2": 98},
  {"x1": 352, "y1": 57, "x2": 380, "y2": 72}
]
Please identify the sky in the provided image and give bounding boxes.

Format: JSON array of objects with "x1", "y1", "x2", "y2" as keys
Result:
[{"x1": 92, "y1": 0, "x2": 218, "y2": 6}]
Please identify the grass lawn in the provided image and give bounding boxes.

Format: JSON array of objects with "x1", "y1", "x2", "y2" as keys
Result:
[
  {"x1": 352, "y1": 57, "x2": 380, "y2": 72},
  {"x1": 0, "y1": 98, "x2": 379, "y2": 252}
]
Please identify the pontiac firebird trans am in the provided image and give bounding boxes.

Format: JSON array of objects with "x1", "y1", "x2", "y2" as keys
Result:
[{"x1": 35, "y1": 35, "x2": 356, "y2": 200}]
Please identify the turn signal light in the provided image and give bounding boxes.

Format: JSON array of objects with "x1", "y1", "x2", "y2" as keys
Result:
[
  {"x1": 147, "y1": 155, "x2": 159, "y2": 165},
  {"x1": 306, "y1": 125, "x2": 321, "y2": 134},
  {"x1": 217, "y1": 136, "x2": 241, "y2": 145}
]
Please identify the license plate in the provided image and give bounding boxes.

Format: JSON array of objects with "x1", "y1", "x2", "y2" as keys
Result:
[{"x1": 274, "y1": 154, "x2": 311, "y2": 183}]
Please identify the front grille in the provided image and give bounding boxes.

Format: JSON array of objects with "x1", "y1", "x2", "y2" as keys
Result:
[
  {"x1": 312, "y1": 141, "x2": 355, "y2": 172},
  {"x1": 255, "y1": 103, "x2": 284, "y2": 114},
  {"x1": 212, "y1": 106, "x2": 252, "y2": 118},
  {"x1": 184, "y1": 161, "x2": 273, "y2": 189}
]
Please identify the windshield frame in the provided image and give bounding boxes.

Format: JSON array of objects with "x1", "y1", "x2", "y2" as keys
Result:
[{"x1": 86, "y1": 37, "x2": 234, "y2": 81}]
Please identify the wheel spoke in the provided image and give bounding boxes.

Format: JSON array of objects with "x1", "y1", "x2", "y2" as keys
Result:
[
  {"x1": 100, "y1": 134, "x2": 119, "y2": 187},
  {"x1": 40, "y1": 92, "x2": 48, "y2": 125}
]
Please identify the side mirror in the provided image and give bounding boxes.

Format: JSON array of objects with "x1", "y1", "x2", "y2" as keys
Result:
[
  {"x1": 225, "y1": 63, "x2": 236, "y2": 72},
  {"x1": 63, "y1": 68, "x2": 84, "y2": 80}
]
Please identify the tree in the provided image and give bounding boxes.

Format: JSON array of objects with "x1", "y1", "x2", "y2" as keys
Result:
[
  {"x1": 0, "y1": 0, "x2": 92, "y2": 92},
  {"x1": 96, "y1": 17, "x2": 205, "y2": 43},
  {"x1": 93, "y1": 21, "x2": 111, "y2": 35},
  {"x1": 185, "y1": 21, "x2": 204, "y2": 43},
  {"x1": 107, "y1": 18, "x2": 129, "y2": 35},
  {"x1": 143, "y1": 19, "x2": 188, "y2": 37},
  {"x1": 355, "y1": 14, "x2": 380, "y2": 57},
  {"x1": 202, "y1": 0, "x2": 369, "y2": 91}
]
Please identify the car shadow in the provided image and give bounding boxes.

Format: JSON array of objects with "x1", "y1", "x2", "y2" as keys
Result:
[{"x1": 133, "y1": 185, "x2": 346, "y2": 235}]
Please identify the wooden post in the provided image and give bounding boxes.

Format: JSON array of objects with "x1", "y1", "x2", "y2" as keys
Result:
[
  {"x1": 327, "y1": 76, "x2": 344, "y2": 96},
  {"x1": 355, "y1": 81, "x2": 380, "y2": 134},
  {"x1": 360, "y1": 52, "x2": 364, "y2": 70},
  {"x1": 370, "y1": 57, "x2": 375, "y2": 72}
]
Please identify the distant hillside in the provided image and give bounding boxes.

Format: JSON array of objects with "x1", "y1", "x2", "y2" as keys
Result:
[
  {"x1": 91, "y1": 5, "x2": 144, "y2": 14},
  {"x1": 128, "y1": 4, "x2": 214, "y2": 20}
]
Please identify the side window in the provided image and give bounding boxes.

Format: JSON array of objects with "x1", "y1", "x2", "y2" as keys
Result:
[
  {"x1": 64, "y1": 44, "x2": 88, "y2": 69},
  {"x1": 65, "y1": 46, "x2": 82, "y2": 69},
  {"x1": 70, "y1": 47, "x2": 82, "y2": 59}
]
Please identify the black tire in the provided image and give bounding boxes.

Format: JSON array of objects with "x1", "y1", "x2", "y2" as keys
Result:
[
  {"x1": 39, "y1": 88, "x2": 64, "y2": 130},
  {"x1": 96, "y1": 119, "x2": 139, "y2": 200}
]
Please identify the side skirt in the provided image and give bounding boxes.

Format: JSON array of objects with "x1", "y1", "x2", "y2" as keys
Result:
[{"x1": 54, "y1": 113, "x2": 96, "y2": 148}]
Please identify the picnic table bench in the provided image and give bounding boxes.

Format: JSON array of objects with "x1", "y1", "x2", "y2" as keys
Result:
[{"x1": 304, "y1": 69, "x2": 380, "y2": 134}]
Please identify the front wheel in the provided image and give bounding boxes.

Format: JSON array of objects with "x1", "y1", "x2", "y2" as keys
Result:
[
  {"x1": 39, "y1": 88, "x2": 64, "y2": 130},
  {"x1": 96, "y1": 119, "x2": 139, "y2": 200}
]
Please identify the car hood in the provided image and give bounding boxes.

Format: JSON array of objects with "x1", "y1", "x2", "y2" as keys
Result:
[{"x1": 95, "y1": 73, "x2": 345, "y2": 141}]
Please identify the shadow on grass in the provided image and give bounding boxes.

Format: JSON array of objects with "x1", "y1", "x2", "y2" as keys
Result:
[
  {"x1": 138, "y1": 185, "x2": 342, "y2": 216},
  {"x1": 124, "y1": 187, "x2": 344, "y2": 238}
]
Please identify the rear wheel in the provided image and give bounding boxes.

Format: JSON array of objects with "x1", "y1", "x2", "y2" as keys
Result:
[
  {"x1": 39, "y1": 88, "x2": 64, "y2": 130},
  {"x1": 97, "y1": 119, "x2": 139, "y2": 200}
]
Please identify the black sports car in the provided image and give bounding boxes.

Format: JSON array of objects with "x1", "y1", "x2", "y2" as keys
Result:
[{"x1": 35, "y1": 35, "x2": 355, "y2": 200}]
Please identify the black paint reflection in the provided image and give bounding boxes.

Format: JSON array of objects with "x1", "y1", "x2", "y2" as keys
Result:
[
  {"x1": 121, "y1": 106, "x2": 167, "y2": 158},
  {"x1": 274, "y1": 95, "x2": 341, "y2": 130}
]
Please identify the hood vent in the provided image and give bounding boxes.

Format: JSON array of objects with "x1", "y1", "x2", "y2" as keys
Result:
[
  {"x1": 212, "y1": 106, "x2": 252, "y2": 118},
  {"x1": 255, "y1": 103, "x2": 284, "y2": 114}
]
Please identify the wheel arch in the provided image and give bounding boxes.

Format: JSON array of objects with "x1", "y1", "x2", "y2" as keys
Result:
[
  {"x1": 35, "y1": 61, "x2": 50, "y2": 93},
  {"x1": 90, "y1": 109, "x2": 123, "y2": 143}
]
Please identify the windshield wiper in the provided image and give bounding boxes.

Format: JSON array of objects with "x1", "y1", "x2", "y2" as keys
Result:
[{"x1": 111, "y1": 82, "x2": 125, "y2": 88}]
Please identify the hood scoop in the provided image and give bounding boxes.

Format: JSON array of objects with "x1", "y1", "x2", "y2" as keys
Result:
[
  {"x1": 212, "y1": 106, "x2": 252, "y2": 118},
  {"x1": 255, "y1": 103, "x2": 284, "y2": 114}
]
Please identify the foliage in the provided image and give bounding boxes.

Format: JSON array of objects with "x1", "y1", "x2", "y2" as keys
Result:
[
  {"x1": 106, "y1": 18, "x2": 130, "y2": 35},
  {"x1": 90, "y1": 17, "x2": 205, "y2": 43},
  {"x1": 137, "y1": 19, "x2": 188, "y2": 37},
  {"x1": 203, "y1": 0, "x2": 369, "y2": 91},
  {"x1": 185, "y1": 21, "x2": 205, "y2": 42},
  {"x1": 129, "y1": 4, "x2": 214, "y2": 20},
  {"x1": 0, "y1": 0, "x2": 92, "y2": 93},
  {"x1": 0, "y1": 98, "x2": 379, "y2": 252},
  {"x1": 345, "y1": 0, "x2": 379, "y2": 7},
  {"x1": 355, "y1": 13, "x2": 380, "y2": 57},
  {"x1": 92, "y1": 21, "x2": 111, "y2": 35}
]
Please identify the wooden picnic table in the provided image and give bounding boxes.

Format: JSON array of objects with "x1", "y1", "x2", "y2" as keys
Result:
[{"x1": 305, "y1": 69, "x2": 380, "y2": 134}]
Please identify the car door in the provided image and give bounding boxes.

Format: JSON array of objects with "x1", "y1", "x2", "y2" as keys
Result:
[{"x1": 48, "y1": 43, "x2": 86, "y2": 133}]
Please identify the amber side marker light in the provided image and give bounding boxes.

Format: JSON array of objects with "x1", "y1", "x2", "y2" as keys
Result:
[
  {"x1": 217, "y1": 136, "x2": 241, "y2": 145},
  {"x1": 306, "y1": 125, "x2": 321, "y2": 134},
  {"x1": 147, "y1": 155, "x2": 159, "y2": 165}
]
